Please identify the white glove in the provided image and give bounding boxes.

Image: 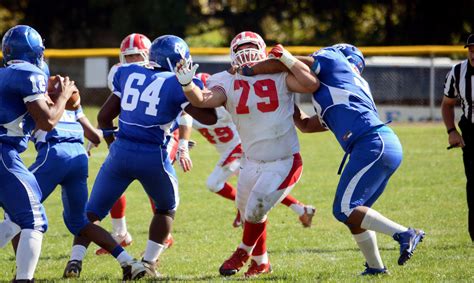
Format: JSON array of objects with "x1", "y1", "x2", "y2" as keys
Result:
[
  {"x1": 176, "y1": 139, "x2": 193, "y2": 172},
  {"x1": 174, "y1": 58, "x2": 199, "y2": 91}
]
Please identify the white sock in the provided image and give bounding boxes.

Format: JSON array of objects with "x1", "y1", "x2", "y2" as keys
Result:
[
  {"x1": 16, "y1": 229, "x2": 43, "y2": 280},
  {"x1": 116, "y1": 250, "x2": 133, "y2": 266},
  {"x1": 353, "y1": 230, "x2": 384, "y2": 269},
  {"x1": 143, "y1": 240, "x2": 166, "y2": 263},
  {"x1": 0, "y1": 219, "x2": 21, "y2": 248},
  {"x1": 70, "y1": 245, "x2": 87, "y2": 261},
  {"x1": 238, "y1": 243, "x2": 254, "y2": 255},
  {"x1": 252, "y1": 252, "x2": 269, "y2": 265},
  {"x1": 289, "y1": 203, "x2": 305, "y2": 216},
  {"x1": 360, "y1": 208, "x2": 408, "y2": 237},
  {"x1": 111, "y1": 217, "x2": 127, "y2": 235}
]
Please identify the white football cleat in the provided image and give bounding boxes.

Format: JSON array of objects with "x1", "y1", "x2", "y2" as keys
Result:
[{"x1": 121, "y1": 259, "x2": 146, "y2": 280}]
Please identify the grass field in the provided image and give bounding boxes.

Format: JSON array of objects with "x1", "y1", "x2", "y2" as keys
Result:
[{"x1": 1, "y1": 106, "x2": 473, "y2": 282}]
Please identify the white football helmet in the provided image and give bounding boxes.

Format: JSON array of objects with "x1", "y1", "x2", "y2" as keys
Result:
[
  {"x1": 119, "y1": 33, "x2": 152, "y2": 64},
  {"x1": 230, "y1": 31, "x2": 267, "y2": 67}
]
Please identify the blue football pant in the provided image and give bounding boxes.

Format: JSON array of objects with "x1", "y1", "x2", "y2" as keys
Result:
[
  {"x1": 29, "y1": 142, "x2": 89, "y2": 235},
  {"x1": 333, "y1": 127, "x2": 403, "y2": 223},
  {"x1": 0, "y1": 143, "x2": 48, "y2": 232},
  {"x1": 86, "y1": 139, "x2": 179, "y2": 220}
]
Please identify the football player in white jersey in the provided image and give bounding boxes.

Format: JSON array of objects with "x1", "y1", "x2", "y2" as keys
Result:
[
  {"x1": 93, "y1": 33, "x2": 179, "y2": 255},
  {"x1": 175, "y1": 32, "x2": 318, "y2": 277},
  {"x1": 194, "y1": 73, "x2": 316, "y2": 228}
]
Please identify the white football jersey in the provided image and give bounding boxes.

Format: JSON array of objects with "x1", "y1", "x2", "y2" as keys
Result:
[
  {"x1": 207, "y1": 71, "x2": 299, "y2": 162},
  {"x1": 193, "y1": 106, "x2": 241, "y2": 155}
]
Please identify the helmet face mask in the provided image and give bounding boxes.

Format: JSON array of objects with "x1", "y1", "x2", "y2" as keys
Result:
[
  {"x1": 119, "y1": 33, "x2": 152, "y2": 65},
  {"x1": 333, "y1": 43, "x2": 365, "y2": 74},
  {"x1": 149, "y1": 35, "x2": 191, "y2": 72},
  {"x1": 230, "y1": 31, "x2": 267, "y2": 67},
  {"x1": 2, "y1": 25, "x2": 45, "y2": 67}
]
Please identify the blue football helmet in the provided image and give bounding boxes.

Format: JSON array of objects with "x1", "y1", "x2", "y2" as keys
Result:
[
  {"x1": 333, "y1": 43, "x2": 365, "y2": 74},
  {"x1": 149, "y1": 35, "x2": 191, "y2": 71},
  {"x1": 2, "y1": 25, "x2": 45, "y2": 67}
]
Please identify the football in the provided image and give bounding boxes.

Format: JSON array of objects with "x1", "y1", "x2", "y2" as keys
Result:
[{"x1": 47, "y1": 75, "x2": 81, "y2": 111}]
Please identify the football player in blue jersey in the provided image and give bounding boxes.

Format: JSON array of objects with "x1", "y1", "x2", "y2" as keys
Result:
[
  {"x1": 0, "y1": 25, "x2": 76, "y2": 282},
  {"x1": 23, "y1": 76, "x2": 148, "y2": 278},
  {"x1": 85, "y1": 35, "x2": 217, "y2": 277},
  {"x1": 240, "y1": 43, "x2": 425, "y2": 275},
  {"x1": 1, "y1": 25, "x2": 147, "y2": 282}
]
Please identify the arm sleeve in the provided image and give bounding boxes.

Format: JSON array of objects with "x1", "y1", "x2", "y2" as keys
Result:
[
  {"x1": 443, "y1": 65, "x2": 459, "y2": 98},
  {"x1": 111, "y1": 67, "x2": 123, "y2": 98},
  {"x1": 75, "y1": 106, "x2": 85, "y2": 120},
  {"x1": 107, "y1": 64, "x2": 119, "y2": 92},
  {"x1": 19, "y1": 70, "x2": 47, "y2": 103},
  {"x1": 310, "y1": 48, "x2": 338, "y2": 76}
]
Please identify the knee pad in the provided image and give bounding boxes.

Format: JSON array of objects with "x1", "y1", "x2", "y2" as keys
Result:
[{"x1": 155, "y1": 209, "x2": 176, "y2": 219}]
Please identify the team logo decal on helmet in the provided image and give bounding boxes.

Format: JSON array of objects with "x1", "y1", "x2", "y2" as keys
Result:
[{"x1": 149, "y1": 35, "x2": 191, "y2": 72}]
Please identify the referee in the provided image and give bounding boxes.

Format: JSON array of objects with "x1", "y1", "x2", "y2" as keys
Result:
[{"x1": 442, "y1": 33, "x2": 474, "y2": 242}]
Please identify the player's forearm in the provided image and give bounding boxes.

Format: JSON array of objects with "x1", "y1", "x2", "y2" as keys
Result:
[
  {"x1": 247, "y1": 59, "x2": 288, "y2": 75},
  {"x1": 79, "y1": 116, "x2": 101, "y2": 145},
  {"x1": 183, "y1": 86, "x2": 208, "y2": 108},
  {"x1": 288, "y1": 61, "x2": 319, "y2": 93},
  {"x1": 293, "y1": 104, "x2": 327, "y2": 133},
  {"x1": 441, "y1": 99, "x2": 457, "y2": 131}
]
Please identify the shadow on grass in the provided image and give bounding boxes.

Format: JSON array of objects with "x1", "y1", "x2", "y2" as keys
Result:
[
  {"x1": 27, "y1": 274, "x2": 288, "y2": 282},
  {"x1": 273, "y1": 246, "x2": 398, "y2": 255},
  {"x1": 7, "y1": 253, "x2": 69, "y2": 262}
]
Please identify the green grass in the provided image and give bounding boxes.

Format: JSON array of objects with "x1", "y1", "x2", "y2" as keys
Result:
[{"x1": 1, "y1": 106, "x2": 473, "y2": 282}]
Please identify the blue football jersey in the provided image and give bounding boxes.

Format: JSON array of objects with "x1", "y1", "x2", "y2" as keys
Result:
[
  {"x1": 112, "y1": 64, "x2": 202, "y2": 145},
  {"x1": 32, "y1": 108, "x2": 85, "y2": 148},
  {"x1": 310, "y1": 47, "x2": 384, "y2": 152},
  {"x1": 0, "y1": 62, "x2": 48, "y2": 152}
]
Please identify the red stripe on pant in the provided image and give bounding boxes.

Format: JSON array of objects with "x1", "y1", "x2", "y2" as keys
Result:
[{"x1": 277, "y1": 153, "x2": 303, "y2": 190}]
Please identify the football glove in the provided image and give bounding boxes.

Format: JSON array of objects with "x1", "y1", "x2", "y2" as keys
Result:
[
  {"x1": 176, "y1": 139, "x2": 193, "y2": 172},
  {"x1": 268, "y1": 44, "x2": 297, "y2": 69},
  {"x1": 175, "y1": 58, "x2": 199, "y2": 91}
]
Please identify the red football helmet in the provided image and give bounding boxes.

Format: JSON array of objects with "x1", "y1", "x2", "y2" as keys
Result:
[
  {"x1": 119, "y1": 33, "x2": 152, "y2": 64},
  {"x1": 196, "y1": 73, "x2": 210, "y2": 87},
  {"x1": 230, "y1": 31, "x2": 267, "y2": 67}
]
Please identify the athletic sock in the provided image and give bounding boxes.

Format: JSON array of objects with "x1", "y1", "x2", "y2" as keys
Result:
[
  {"x1": 16, "y1": 229, "x2": 43, "y2": 280},
  {"x1": 216, "y1": 183, "x2": 237, "y2": 201},
  {"x1": 70, "y1": 244, "x2": 87, "y2": 261},
  {"x1": 111, "y1": 217, "x2": 127, "y2": 236},
  {"x1": 360, "y1": 208, "x2": 408, "y2": 236},
  {"x1": 353, "y1": 230, "x2": 384, "y2": 269},
  {"x1": 143, "y1": 240, "x2": 166, "y2": 263}
]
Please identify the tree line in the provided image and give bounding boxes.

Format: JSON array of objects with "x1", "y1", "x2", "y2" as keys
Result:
[{"x1": 0, "y1": 0, "x2": 472, "y2": 48}]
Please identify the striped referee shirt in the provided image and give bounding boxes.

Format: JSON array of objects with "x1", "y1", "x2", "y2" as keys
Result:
[{"x1": 444, "y1": 59, "x2": 474, "y2": 123}]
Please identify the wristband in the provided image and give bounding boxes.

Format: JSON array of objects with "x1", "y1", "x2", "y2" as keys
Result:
[
  {"x1": 101, "y1": 127, "x2": 118, "y2": 138},
  {"x1": 178, "y1": 139, "x2": 189, "y2": 150},
  {"x1": 178, "y1": 113, "x2": 193, "y2": 127},
  {"x1": 447, "y1": 127, "x2": 457, "y2": 134},
  {"x1": 280, "y1": 51, "x2": 297, "y2": 69},
  {"x1": 181, "y1": 82, "x2": 195, "y2": 92}
]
